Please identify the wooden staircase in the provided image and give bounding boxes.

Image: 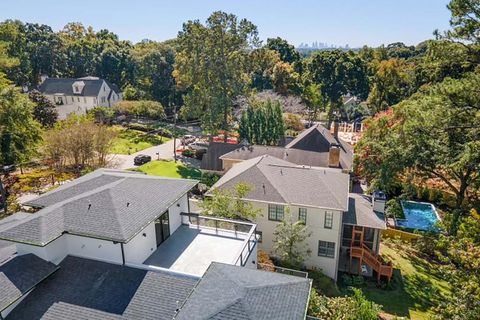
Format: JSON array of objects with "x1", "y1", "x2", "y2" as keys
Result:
[{"x1": 349, "y1": 226, "x2": 393, "y2": 281}]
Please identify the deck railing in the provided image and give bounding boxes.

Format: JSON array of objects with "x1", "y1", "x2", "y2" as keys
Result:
[
  {"x1": 180, "y1": 212, "x2": 257, "y2": 267},
  {"x1": 257, "y1": 263, "x2": 309, "y2": 278}
]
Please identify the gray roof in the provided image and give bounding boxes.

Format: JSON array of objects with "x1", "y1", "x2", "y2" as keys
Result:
[
  {"x1": 0, "y1": 253, "x2": 58, "y2": 312},
  {"x1": 38, "y1": 78, "x2": 121, "y2": 97},
  {"x1": 343, "y1": 193, "x2": 386, "y2": 229},
  {"x1": 210, "y1": 155, "x2": 350, "y2": 211},
  {"x1": 0, "y1": 212, "x2": 36, "y2": 262},
  {"x1": 175, "y1": 262, "x2": 311, "y2": 320},
  {"x1": 285, "y1": 123, "x2": 354, "y2": 170},
  {"x1": 0, "y1": 169, "x2": 198, "y2": 245},
  {"x1": 220, "y1": 145, "x2": 330, "y2": 168},
  {"x1": 6, "y1": 256, "x2": 198, "y2": 320}
]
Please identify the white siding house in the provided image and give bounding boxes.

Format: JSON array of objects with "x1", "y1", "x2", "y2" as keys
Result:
[{"x1": 38, "y1": 76, "x2": 122, "y2": 119}]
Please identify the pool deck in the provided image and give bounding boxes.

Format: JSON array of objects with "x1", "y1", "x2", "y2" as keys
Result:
[{"x1": 143, "y1": 225, "x2": 246, "y2": 276}]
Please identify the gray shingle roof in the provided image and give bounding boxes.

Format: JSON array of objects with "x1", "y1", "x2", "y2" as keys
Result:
[
  {"x1": 0, "y1": 254, "x2": 58, "y2": 312},
  {"x1": 343, "y1": 193, "x2": 386, "y2": 229},
  {"x1": 285, "y1": 123, "x2": 354, "y2": 170},
  {"x1": 0, "y1": 169, "x2": 198, "y2": 245},
  {"x1": 211, "y1": 155, "x2": 350, "y2": 211},
  {"x1": 175, "y1": 262, "x2": 311, "y2": 320},
  {"x1": 220, "y1": 145, "x2": 331, "y2": 168},
  {"x1": 6, "y1": 256, "x2": 198, "y2": 320},
  {"x1": 38, "y1": 78, "x2": 121, "y2": 97}
]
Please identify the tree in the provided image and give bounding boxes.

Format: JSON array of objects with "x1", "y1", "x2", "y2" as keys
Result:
[
  {"x1": 272, "y1": 61, "x2": 300, "y2": 95},
  {"x1": 0, "y1": 79, "x2": 42, "y2": 165},
  {"x1": 367, "y1": 58, "x2": 414, "y2": 113},
  {"x1": 174, "y1": 11, "x2": 259, "y2": 138},
  {"x1": 239, "y1": 99, "x2": 285, "y2": 145},
  {"x1": 301, "y1": 83, "x2": 327, "y2": 123},
  {"x1": 266, "y1": 37, "x2": 300, "y2": 64},
  {"x1": 113, "y1": 100, "x2": 165, "y2": 119},
  {"x1": 446, "y1": 0, "x2": 480, "y2": 44},
  {"x1": 273, "y1": 208, "x2": 311, "y2": 269},
  {"x1": 200, "y1": 182, "x2": 261, "y2": 221},
  {"x1": 28, "y1": 90, "x2": 58, "y2": 127},
  {"x1": 355, "y1": 72, "x2": 480, "y2": 233},
  {"x1": 305, "y1": 50, "x2": 369, "y2": 125},
  {"x1": 43, "y1": 114, "x2": 117, "y2": 170},
  {"x1": 248, "y1": 48, "x2": 280, "y2": 90}
]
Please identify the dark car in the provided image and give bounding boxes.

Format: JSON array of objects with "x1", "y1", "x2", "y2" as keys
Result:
[{"x1": 133, "y1": 154, "x2": 151, "y2": 166}]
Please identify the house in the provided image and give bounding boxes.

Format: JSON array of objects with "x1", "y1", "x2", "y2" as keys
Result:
[
  {"x1": 209, "y1": 155, "x2": 392, "y2": 281},
  {"x1": 38, "y1": 76, "x2": 122, "y2": 119},
  {"x1": 0, "y1": 169, "x2": 312, "y2": 319},
  {"x1": 219, "y1": 123, "x2": 354, "y2": 172}
]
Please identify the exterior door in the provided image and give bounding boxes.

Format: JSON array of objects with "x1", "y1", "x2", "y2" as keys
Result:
[
  {"x1": 351, "y1": 226, "x2": 364, "y2": 247},
  {"x1": 155, "y1": 211, "x2": 170, "y2": 247}
]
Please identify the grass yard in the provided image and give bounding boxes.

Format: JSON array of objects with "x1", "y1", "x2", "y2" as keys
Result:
[
  {"x1": 135, "y1": 160, "x2": 201, "y2": 180},
  {"x1": 338, "y1": 241, "x2": 452, "y2": 319},
  {"x1": 110, "y1": 126, "x2": 169, "y2": 154}
]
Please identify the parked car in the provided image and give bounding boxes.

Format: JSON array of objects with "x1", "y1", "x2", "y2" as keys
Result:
[
  {"x1": 181, "y1": 135, "x2": 196, "y2": 145},
  {"x1": 133, "y1": 154, "x2": 151, "y2": 166},
  {"x1": 189, "y1": 141, "x2": 209, "y2": 151}
]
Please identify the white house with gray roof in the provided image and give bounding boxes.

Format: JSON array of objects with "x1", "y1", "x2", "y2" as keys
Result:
[
  {"x1": 38, "y1": 76, "x2": 122, "y2": 119},
  {"x1": 210, "y1": 155, "x2": 392, "y2": 281}
]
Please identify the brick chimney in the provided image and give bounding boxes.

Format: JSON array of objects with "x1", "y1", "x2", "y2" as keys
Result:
[
  {"x1": 333, "y1": 122, "x2": 339, "y2": 139},
  {"x1": 328, "y1": 144, "x2": 340, "y2": 167}
]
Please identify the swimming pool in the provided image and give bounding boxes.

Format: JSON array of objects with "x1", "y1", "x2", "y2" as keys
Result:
[{"x1": 396, "y1": 201, "x2": 441, "y2": 231}]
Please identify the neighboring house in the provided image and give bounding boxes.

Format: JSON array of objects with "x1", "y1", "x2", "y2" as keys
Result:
[
  {"x1": 200, "y1": 142, "x2": 241, "y2": 172},
  {"x1": 218, "y1": 123, "x2": 354, "y2": 172},
  {"x1": 210, "y1": 155, "x2": 392, "y2": 281},
  {"x1": 38, "y1": 76, "x2": 122, "y2": 119},
  {"x1": 0, "y1": 168, "x2": 311, "y2": 319}
]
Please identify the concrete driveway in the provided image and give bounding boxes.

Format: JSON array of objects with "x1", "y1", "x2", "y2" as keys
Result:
[{"x1": 109, "y1": 138, "x2": 180, "y2": 170}]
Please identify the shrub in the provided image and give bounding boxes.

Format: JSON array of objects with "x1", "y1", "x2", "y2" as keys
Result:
[
  {"x1": 257, "y1": 250, "x2": 275, "y2": 272},
  {"x1": 200, "y1": 172, "x2": 220, "y2": 188}
]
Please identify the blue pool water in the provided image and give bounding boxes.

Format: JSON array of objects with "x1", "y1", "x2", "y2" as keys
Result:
[{"x1": 397, "y1": 201, "x2": 440, "y2": 231}]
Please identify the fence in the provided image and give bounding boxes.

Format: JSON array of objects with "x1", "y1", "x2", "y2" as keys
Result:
[{"x1": 382, "y1": 227, "x2": 421, "y2": 242}]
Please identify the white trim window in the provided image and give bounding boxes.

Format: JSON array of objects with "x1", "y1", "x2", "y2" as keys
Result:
[
  {"x1": 318, "y1": 241, "x2": 335, "y2": 258},
  {"x1": 268, "y1": 204, "x2": 284, "y2": 221},
  {"x1": 298, "y1": 208, "x2": 307, "y2": 224},
  {"x1": 324, "y1": 211, "x2": 334, "y2": 229}
]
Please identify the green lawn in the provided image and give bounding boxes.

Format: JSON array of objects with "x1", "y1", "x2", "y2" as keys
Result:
[
  {"x1": 110, "y1": 126, "x2": 169, "y2": 154},
  {"x1": 135, "y1": 160, "x2": 201, "y2": 180},
  {"x1": 337, "y1": 242, "x2": 452, "y2": 319}
]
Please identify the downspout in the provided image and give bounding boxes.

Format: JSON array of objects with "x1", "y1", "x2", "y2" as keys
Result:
[{"x1": 120, "y1": 243, "x2": 125, "y2": 265}]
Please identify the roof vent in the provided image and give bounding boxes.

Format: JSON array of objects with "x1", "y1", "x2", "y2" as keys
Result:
[
  {"x1": 127, "y1": 202, "x2": 130, "y2": 207},
  {"x1": 88, "y1": 204, "x2": 92, "y2": 210},
  {"x1": 262, "y1": 184, "x2": 266, "y2": 194}
]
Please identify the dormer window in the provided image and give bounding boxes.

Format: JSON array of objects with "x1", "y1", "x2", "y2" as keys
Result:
[
  {"x1": 74, "y1": 85, "x2": 80, "y2": 93},
  {"x1": 72, "y1": 81, "x2": 85, "y2": 95}
]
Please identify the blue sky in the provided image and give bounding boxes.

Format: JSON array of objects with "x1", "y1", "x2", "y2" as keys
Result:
[{"x1": 2, "y1": 0, "x2": 451, "y2": 47}]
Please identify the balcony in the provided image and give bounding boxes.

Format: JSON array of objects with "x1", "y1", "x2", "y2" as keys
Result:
[{"x1": 143, "y1": 213, "x2": 257, "y2": 276}]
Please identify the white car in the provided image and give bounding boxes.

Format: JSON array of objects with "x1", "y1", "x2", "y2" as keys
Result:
[{"x1": 189, "y1": 141, "x2": 209, "y2": 151}]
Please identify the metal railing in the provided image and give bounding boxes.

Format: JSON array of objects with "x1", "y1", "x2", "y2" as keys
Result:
[
  {"x1": 257, "y1": 263, "x2": 309, "y2": 278},
  {"x1": 180, "y1": 212, "x2": 257, "y2": 267}
]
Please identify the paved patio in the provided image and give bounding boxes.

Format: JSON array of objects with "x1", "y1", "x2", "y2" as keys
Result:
[{"x1": 143, "y1": 225, "x2": 246, "y2": 276}]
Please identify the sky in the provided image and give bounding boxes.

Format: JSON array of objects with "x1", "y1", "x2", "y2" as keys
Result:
[{"x1": 1, "y1": 0, "x2": 452, "y2": 48}]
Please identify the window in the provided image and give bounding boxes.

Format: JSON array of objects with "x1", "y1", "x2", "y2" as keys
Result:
[
  {"x1": 83, "y1": 97, "x2": 86, "y2": 103},
  {"x1": 255, "y1": 231, "x2": 263, "y2": 243},
  {"x1": 101, "y1": 97, "x2": 106, "y2": 103},
  {"x1": 324, "y1": 211, "x2": 333, "y2": 229},
  {"x1": 71, "y1": 97, "x2": 74, "y2": 103},
  {"x1": 77, "y1": 97, "x2": 80, "y2": 102},
  {"x1": 74, "y1": 85, "x2": 79, "y2": 93},
  {"x1": 318, "y1": 241, "x2": 335, "y2": 258},
  {"x1": 298, "y1": 208, "x2": 307, "y2": 224},
  {"x1": 268, "y1": 204, "x2": 284, "y2": 221},
  {"x1": 103, "y1": 86, "x2": 106, "y2": 92}
]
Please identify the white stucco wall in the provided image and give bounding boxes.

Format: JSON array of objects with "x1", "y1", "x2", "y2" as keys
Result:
[
  {"x1": 251, "y1": 200, "x2": 342, "y2": 280},
  {"x1": 124, "y1": 221, "x2": 157, "y2": 264},
  {"x1": 16, "y1": 236, "x2": 67, "y2": 264},
  {"x1": 65, "y1": 234, "x2": 122, "y2": 264},
  {"x1": 169, "y1": 194, "x2": 189, "y2": 234}
]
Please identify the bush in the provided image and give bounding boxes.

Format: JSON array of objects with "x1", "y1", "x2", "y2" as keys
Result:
[
  {"x1": 200, "y1": 172, "x2": 220, "y2": 188},
  {"x1": 257, "y1": 250, "x2": 275, "y2": 272},
  {"x1": 283, "y1": 113, "x2": 304, "y2": 132},
  {"x1": 386, "y1": 198, "x2": 404, "y2": 219}
]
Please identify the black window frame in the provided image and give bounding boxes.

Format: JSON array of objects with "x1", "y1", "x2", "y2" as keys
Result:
[
  {"x1": 324, "y1": 211, "x2": 334, "y2": 229},
  {"x1": 268, "y1": 204, "x2": 284, "y2": 221},
  {"x1": 298, "y1": 207, "x2": 307, "y2": 224},
  {"x1": 318, "y1": 240, "x2": 335, "y2": 258}
]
